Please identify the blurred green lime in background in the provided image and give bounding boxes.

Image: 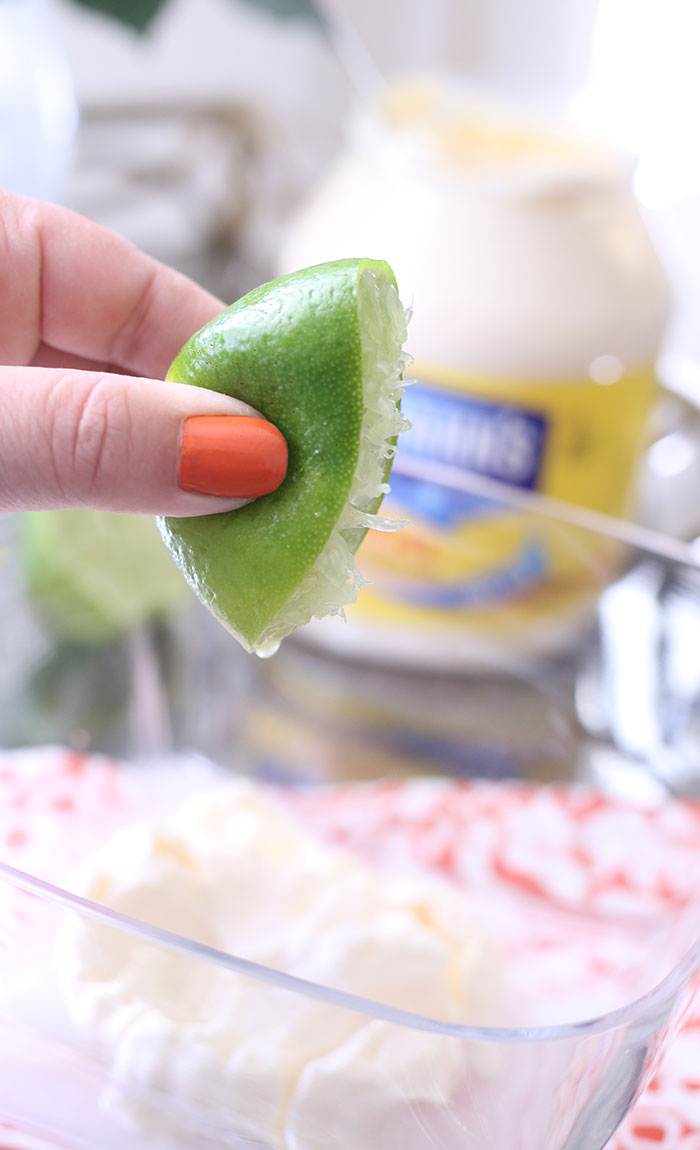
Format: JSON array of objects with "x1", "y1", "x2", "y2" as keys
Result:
[{"x1": 21, "y1": 510, "x2": 189, "y2": 646}]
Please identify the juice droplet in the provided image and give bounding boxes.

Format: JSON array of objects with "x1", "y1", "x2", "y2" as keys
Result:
[{"x1": 255, "y1": 641, "x2": 281, "y2": 660}]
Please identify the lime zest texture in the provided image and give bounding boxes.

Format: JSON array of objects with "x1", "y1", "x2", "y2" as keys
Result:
[{"x1": 158, "y1": 259, "x2": 408, "y2": 654}]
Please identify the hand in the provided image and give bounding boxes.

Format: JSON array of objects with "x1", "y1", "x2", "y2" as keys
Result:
[{"x1": 0, "y1": 193, "x2": 287, "y2": 515}]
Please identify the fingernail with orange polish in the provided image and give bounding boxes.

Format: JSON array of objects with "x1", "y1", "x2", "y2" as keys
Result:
[{"x1": 178, "y1": 415, "x2": 288, "y2": 499}]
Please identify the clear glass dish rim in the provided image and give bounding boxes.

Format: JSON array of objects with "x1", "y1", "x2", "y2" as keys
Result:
[
  {"x1": 389, "y1": 456, "x2": 700, "y2": 572},
  {"x1": 2, "y1": 469, "x2": 699, "y2": 1046},
  {"x1": 2, "y1": 857, "x2": 698, "y2": 1045}
]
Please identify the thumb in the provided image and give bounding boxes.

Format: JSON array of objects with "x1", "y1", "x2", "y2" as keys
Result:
[{"x1": 0, "y1": 367, "x2": 288, "y2": 515}]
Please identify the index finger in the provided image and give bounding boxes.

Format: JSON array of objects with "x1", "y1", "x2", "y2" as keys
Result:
[{"x1": 0, "y1": 192, "x2": 225, "y2": 378}]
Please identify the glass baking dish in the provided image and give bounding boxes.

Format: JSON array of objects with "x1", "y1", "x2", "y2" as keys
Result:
[{"x1": 1, "y1": 471, "x2": 700, "y2": 1149}]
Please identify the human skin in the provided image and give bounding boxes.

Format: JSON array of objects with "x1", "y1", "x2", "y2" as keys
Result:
[{"x1": 0, "y1": 192, "x2": 285, "y2": 516}]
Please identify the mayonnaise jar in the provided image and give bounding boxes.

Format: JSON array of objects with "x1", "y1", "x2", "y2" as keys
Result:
[{"x1": 278, "y1": 79, "x2": 670, "y2": 668}]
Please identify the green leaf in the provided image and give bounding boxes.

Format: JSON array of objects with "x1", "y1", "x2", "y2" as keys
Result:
[
  {"x1": 234, "y1": 0, "x2": 322, "y2": 24},
  {"x1": 69, "y1": 0, "x2": 169, "y2": 33},
  {"x1": 68, "y1": 0, "x2": 322, "y2": 33}
]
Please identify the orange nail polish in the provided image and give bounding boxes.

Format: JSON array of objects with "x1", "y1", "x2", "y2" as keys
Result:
[{"x1": 178, "y1": 415, "x2": 287, "y2": 499}]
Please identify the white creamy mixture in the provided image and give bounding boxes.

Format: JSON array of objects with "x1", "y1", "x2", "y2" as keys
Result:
[{"x1": 60, "y1": 780, "x2": 500, "y2": 1148}]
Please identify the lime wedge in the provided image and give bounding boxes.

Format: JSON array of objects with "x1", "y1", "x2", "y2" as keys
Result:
[
  {"x1": 159, "y1": 258, "x2": 408, "y2": 654},
  {"x1": 22, "y1": 510, "x2": 189, "y2": 645}
]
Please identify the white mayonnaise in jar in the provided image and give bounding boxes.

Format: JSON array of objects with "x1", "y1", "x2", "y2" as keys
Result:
[{"x1": 278, "y1": 79, "x2": 670, "y2": 669}]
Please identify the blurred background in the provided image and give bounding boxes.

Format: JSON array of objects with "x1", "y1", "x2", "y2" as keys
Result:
[
  {"x1": 6, "y1": 0, "x2": 695, "y2": 354},
  {"x1": 2, "y1": 0, "x2": 700, "y2": 798}
]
